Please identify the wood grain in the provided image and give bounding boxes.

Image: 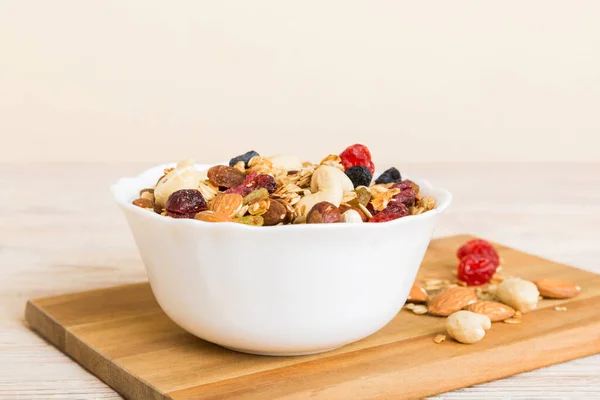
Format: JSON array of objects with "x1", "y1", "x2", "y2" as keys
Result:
[
  {"x1": 25, "y1": 235, "x2": 600, "y2": 400},
  {"x1": 2, "y1": 163, "x2": 600, "y2": 399}
]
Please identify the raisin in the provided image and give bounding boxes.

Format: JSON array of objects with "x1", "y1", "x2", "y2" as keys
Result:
[
  {"x1": 243, "y1": 188, "x2": 269, "y2": 205},
  {"x1": 234, "y1": 215, "x2": 264, "y2": 226},
  {"x1": 225, "y1": 171, "x2": 277, "y2": 197},
  {"x1": 165, "y1": 189, "x2": 207, "y2": 218},
  {"x1": 229, "y1": 150, "x2": 259, "y2": 168},
  {"x1": 457, "y1": 239, "x2": 500, "y2": 266},
  {"x1": 375, "y1": 167, "x2": 402, "y2": 184},
  {"x1": 207, "y1": 165, "x2": 246, "y2": 188},
  {"x1": 369, "y1": 202, "x2": 409, "y2": 223},
  {"x1": 457, "y1": 254, "x2": 497, "y2": 286},
  {"x1": 339, "y1": 144, "x2": 375, "y2": 174},
  {"x1": 344, "y1": 165, "x2": 372, "y2": 188}
]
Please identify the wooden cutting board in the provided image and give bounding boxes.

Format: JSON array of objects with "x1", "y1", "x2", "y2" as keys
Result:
[{"x1": 25, "y1": 235, "x2": 600, "y2": 399}]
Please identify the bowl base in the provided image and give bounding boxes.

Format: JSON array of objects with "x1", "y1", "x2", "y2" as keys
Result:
[{"x1": 221, "y1": 345, "x2": 343, "y2": 357}]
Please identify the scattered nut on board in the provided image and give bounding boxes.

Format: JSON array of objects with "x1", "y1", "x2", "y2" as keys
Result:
[
  {"x1": 495, "y1": 278, "x2": 540, "y2": 313},
  {"x1": 446, "y1": 311, "x2": 491, "y2": 344},
  {"x1": 534, "y1": 279, "x2": 581, "y2": 299},
  {"x1": 428, "y1": 287, "x2": 478, "y2": 317},
  {"x1": 465, "y1": 301, "x2": 515, "y2": 322}
]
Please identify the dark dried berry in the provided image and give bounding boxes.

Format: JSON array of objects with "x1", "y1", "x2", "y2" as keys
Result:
[
  {"x1": 369, "y1": 202, "x2": 409, "y2": 223},
  {"x1": 339, "y1": 144, "x2": 375, "y2": 174},
  {"x1": 344, "y1": 166, "x2": 372, "y2": 188},
  {"x1": 375, "y1": 167, "x2": 401, "y2": 184},
  {"x1": 207, "y1": 165, "x2": 246, "y2": 188},
  {"x1": 457, "y1": 254, "x2": 497, "y2": 286},
  {"x1": 229, "y1": 150, "x2": 259, "y2": 168},
  {"x1": 225, "y1": 171, "x2": 278, "y2": 197},
  {"x1": 165, "y1": 189, "x2": 207, "y2": 218}
]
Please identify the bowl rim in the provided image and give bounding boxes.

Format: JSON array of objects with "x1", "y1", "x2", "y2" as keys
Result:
[{"x1": 111, "y1": 162, "x2": 452, "y2": 231}]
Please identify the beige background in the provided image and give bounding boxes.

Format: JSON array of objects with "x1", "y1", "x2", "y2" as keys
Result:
[{"x1": 1, "y1": 1, "x2": 599, "y2": 165}]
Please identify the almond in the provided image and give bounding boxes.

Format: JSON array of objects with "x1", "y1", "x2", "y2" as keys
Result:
[
  {"x1": 132, "y1": 198, "x2": 154, "y2": 209},
  {"x1": 194, "y1": 210, "x2": 233, "y2": 223},
  {"x1": 210, "y1": 193, "x2": 244, "y2": 218},
  {"x1": 428, "y1": 287, "x2": 478, "y2": 317},
  {"x1": 534, "y1": 279, "x2": 581, "y2": 299},
  {"x1": 407, "y1": 283, "x2": 428, "y2": 303},
  {"x1": 465, "y1": 301, "x2": 515, "y2": 322}
]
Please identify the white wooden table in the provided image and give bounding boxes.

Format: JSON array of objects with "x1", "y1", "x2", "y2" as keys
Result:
[{"x1": 1, "y1": 163, "x2": 599, "y2": 399}]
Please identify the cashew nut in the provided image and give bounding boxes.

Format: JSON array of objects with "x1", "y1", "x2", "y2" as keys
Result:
[
  {"x1": 311, "y1": 165, "x2": 354, "y2": 193},
  {"x1": 295, "y1": 165, "x2": 351, "y2": 217},
  {"x1": 495, "y1": 277, "x2": 539, "y2": 313},
  {"x1": 269, "y1": 154, "x2": 303, "y2": 171},
  {"x1": 294, "y1": 189, "x2": 342, "y2": 218},
  {"x1": 342, "y1": 209, "x2": 363, "y2": 223},
  {"x1": 446, "y1": 310, "x2": 491, "y2": 344},
  {"x1": 154, "y1": 159, "x2": 205, "y2": 208}
]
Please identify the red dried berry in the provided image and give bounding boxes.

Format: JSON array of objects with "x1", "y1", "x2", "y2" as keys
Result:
[
  {"x1": 457, "y1": 239, "x2": 500, "y2": 266},
  {"x1": 225, "y1": 171, "x2": 277, "y2": 197},
  {"x1": 255, "y1": 174, "x2": 277, "y2": 193},
  {"x1": 369, "y1": 202, "x2": 409, "y2": 222},
  {"x1": 392, "y1": 180, "x2": 419, "y2": 192},
  {"x1": 340, "y1": 144, "x2": 375, "y2": 174},
  {"x1": 390, "y1": 188, "x2": 417, "y2": 208},
  {"x1": 165, "y1": 189, "x2": 207, "y2": 218},
  {"x1": 457, "y1": 254, "x2": 497, "y2": 286}
]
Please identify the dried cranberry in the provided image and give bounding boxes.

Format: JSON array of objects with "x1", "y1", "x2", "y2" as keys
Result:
[
  {"x1": 392, "y1": 180, "x2": 418, "y2": 192},
  {"x1": 375, "y1": 167, "x2": 401, "y2": 184},
  {"x1": 165, "y1": 189, "x2": 207, "y2": 218},
  {"x1": 390, "y1": 188, "x2": 417, "y2": 208},
  {"x1": 255, "y1": 174, "x2": 277, "y2": 193},
  {"x1": 339, "y1": 144, "x2": 375, "y2": 174},
  {"x1": 457, "y1": 254, "x2": 497, "y2": 285},
  {"x1": 366, "y1": 202, "x2": 376, "y2": 217},
  {"x1": 383, "y1": 200, "x2": 410, "y2": 215},
  {"x1": 225, "y1": 171, "x2": 277, "y2": 197},
  {"x1": 369, "y1": 202, "x2": 409, "y2": 222},
  {"x1": 457, "y1": 239, "x2": 500, "y2": 266}
]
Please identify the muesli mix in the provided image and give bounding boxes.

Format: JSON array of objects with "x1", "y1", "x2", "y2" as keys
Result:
[
  {"x1": 405, "y1": 239, "x2": 582, "y2": 344},
  {"x1": 132, "y1": 144, "x2": 436, "y2": 225}
]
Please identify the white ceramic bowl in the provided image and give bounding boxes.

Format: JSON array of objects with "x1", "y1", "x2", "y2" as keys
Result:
[{"x1": 111, "y1": 163, "x2": 452, "y2": 356}]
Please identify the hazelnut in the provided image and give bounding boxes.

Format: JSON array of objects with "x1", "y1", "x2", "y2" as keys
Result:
[
  {"x1": 306, "y1": 201, "x2": 342, "y2": 224},
  {"x1": 262, "y1": 198, "x2": 288, "y2": 226}
]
